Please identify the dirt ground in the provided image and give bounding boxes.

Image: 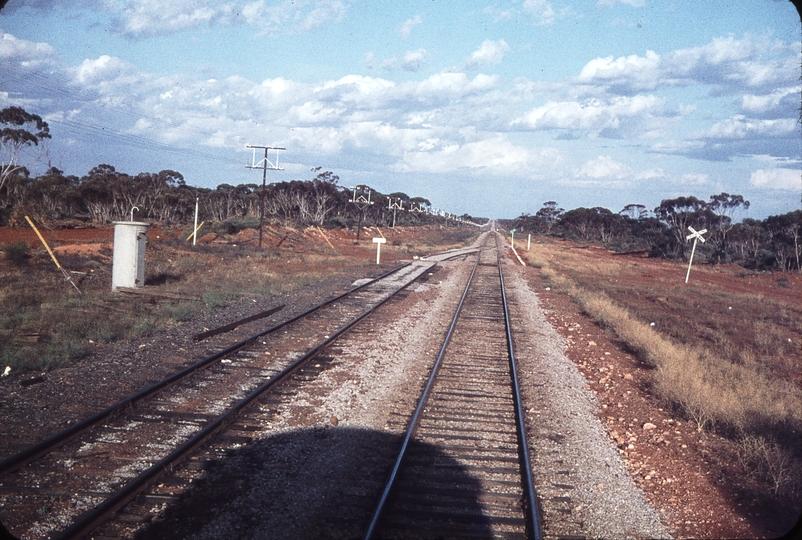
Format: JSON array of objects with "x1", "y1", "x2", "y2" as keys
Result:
[{"x1": 1, "y1": 225, "x2": 800, "y2": 538}]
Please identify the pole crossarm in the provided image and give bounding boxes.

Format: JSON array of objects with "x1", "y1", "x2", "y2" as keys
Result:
[
  {"x1": 245, "y1": 144, "x2": 286, "y2": 248},
  {"x1": 246, "y1": 144, "x2": 285, "y2": 171}
]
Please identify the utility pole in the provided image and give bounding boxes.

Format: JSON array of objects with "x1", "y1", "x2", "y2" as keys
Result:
[
  {"x1": 349, "y1": 186, "x2": 373, "y2": 241},
  {"x1": 388, "y1": 197, "x2": 404, "y2": 229},
  {"x1": 246, "y1": 144, "x2": 285, "y2": 249}
]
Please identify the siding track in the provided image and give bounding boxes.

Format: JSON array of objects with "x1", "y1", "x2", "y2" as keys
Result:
[{"x1": 0, "y1": 248, "x2": 477, "y2": 540}]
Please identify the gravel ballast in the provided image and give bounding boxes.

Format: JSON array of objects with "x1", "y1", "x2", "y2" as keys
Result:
[
  {"x1": 1, "y1": 235, "x2": 673, "y2": 538},
  {"x1": 504, "y1": 257, "x2": 670, "y2": 539},
  {"x1": 142, "y1": 245, "x2": 670, "y2": 539}
]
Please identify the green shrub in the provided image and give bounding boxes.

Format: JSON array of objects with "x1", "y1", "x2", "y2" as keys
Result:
[{"x1": 2, "y1": 241, "x2": 30, "y2": 266}]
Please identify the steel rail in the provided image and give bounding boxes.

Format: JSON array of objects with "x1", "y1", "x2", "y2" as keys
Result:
[
  {"x1": 495, "y1": 231, "x2": 543, "y2": 540},
  {"x1": 363, "y1": 239, "x2": 486, "y2": 540},
  {"x1": 0, "y1": 262, "x2": 411, "y2": 477},
  {"x1": 50, "y1": 262, "x2": 423, "y2": 540}
]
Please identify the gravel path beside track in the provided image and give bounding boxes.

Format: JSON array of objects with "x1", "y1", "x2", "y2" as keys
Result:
[{"x1": 504, "y1": 258, "x2": 670, "y2": 539}]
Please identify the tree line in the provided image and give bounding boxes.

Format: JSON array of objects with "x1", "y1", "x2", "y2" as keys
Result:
[
  {"x1": 510, "y1": 196, "x2": 801, "y2": 272},
  {"x1": 0, "y1": 163, "x2": 454, "y2": 230},
  {"x1": 0, "y1": 106, "x2": 467, "y2": 232}
]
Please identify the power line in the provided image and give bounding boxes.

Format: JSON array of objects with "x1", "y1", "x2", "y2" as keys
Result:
[{"x1": 1, "y1": 60, "x2": 252, "y2": 170}]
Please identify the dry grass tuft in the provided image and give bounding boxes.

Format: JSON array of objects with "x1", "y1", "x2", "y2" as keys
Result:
[{"x1": 522, "y1": 239, "x2": 802, "y2": 497}]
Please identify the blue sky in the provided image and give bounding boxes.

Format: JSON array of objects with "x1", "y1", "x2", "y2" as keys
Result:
[{"x1": 1, "y1": 0, "x2": 799, "y2": 219}]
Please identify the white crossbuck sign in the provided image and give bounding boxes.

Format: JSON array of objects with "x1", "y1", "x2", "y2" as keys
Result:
[{"x1": 685, "y1": 226, "x2": 707, "y2": 283}]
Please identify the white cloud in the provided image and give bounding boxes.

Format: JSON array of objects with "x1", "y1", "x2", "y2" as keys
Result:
[
  {"x1": 363, "y1": 52, "x2": 376, "y2": 70},
  {"x1": 750, "y1": 168, "x2": 801, "y2": 190},
  {"x1": 394, "y1": 135, "x2": 562, "y2": 176},
  {"x1": 300, "y1": 0, "x2": 347, "y2": 31},
  {"x1": 466, "y1": 39, "x2": 510, "y2": 68},
  {"x1": 576, "y1": 35, "x2": 799, "y2": 95},
  {"x1": 0, "y1": 30, "x2": 57, "y2": 66},
  {"x1": 576, "y1": 155, "x2": 631, "y2": 179},
  {"x1": 663, "y1": 35, "x2": 798, "y2": 90},
  {"x1": 597, "y1": 0, "x2": 645, "y2": 7},
  {"x1": 103, "y1": 0, "x2": 347, "y2": 36},
  {"x1": 483, "y1": 5, "x2": 516, "y2": 22},
  {"x1": 515, "y1": 94, "x2": 665, "y2": 135},
  {"x1": 577, "y1": 50, "x2": 661, "y2": 90},
  {"x1": 704, "y1": 115, "x2": 797, "y2": 140},
  {"x1": 400, "y1": 15, "x2": 422, "y2": 39},
  {"x1": 118, "y1": 0, "x2": 234, "y2": 35},
  {"x1": 522, "y1": 0, "x2": 559, "y2": 25},
  {"x1": 401, "y1": 49, "x2": 427, "y2": 72},
  {"x1": 679, "y1": 173, "x2": 709, "y2": 185},
  {"x1": 634, "y1": 168, "x2": 666, "y2": 181},
  {"x1": 74, "y1": 55, "x2": 138, "y2": 86},
  {"x1": 741, "y1": 87, "x2": 799, "y2": 117},
  {"x1": 405, "y1": 72, "x2": 499, "y2": 103}
]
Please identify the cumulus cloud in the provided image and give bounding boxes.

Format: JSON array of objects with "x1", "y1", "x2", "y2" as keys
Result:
[
  {"x1": 576, "y1": 155, "x2": 631, "y2": 179},
  {"x1": 116, "y1": 0, "x2": 235, "y2": 35},
  {"x1": 514, "y1": 94, "x2": 666, "y2": 138},
  {"x1": 565, "y1": 156, "x2": 670, "y2": 188},
  {"x1": 242, "y1": 0, "x2": 347, "y2": 35},
  {"x1": 33, "y1": 0, "x2": 351, "y2": 36},
  {"x1": 741, "y1": 87, "x2": 799, "y2": 119},
  {"x1": 401, "y1": 49, "x2": 427, "y2": 72},
  {"x1": 576, "y1": 34, "x2": 799, "y2": 95},
  {"x1": 703, "y1": 115, "x2": 797, "y2": 140},
  {"x1": 299, "y1": 0, "x2": 348, "y2": 31},
  {"x1": 74, "y1": 55, "x2": 139, "y2": 86},
  {"x1": 679, "y1": 173, "x2": 709, "y2": 185},
  {"x1": 597, "y1": 0, "x2": 645, "y2": 7},
  {"x1": 394, "y1": 135, "x2": 562, "y2": 176},
  {"x1": 577, "y1": 50, "x2": 661, "y2": 91},
  {"x1": 0, "y1": 30, "x2": 57, "y2": 66},
  {"x1": 400, "y1": 15, "x2": 422, "y2": 39},
  {"x1": 363, "y1": 52, "x2": 376, "y2": 70},
  {"x1": 660, "y1": 35, "x2": 800, "y2": 92},
  {"x1": 750, "y1": 168, "x2": 801, "y2": 190},
  {"x1": 466, "y1": 39, "x2": 510, "y2": 68},
  {"x1": 522, "y1": 0, "x2": 560, "y2": 25}
]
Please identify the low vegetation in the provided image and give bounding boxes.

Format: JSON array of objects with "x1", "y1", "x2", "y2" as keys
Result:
[
  {"x1": 520, "y1": 237, "x2": 802, "y2": 502},
  {"x1": 0, "y1": 224, "x2": 478, "y2": 376}
]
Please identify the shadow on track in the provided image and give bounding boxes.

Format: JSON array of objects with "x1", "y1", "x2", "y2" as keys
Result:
[{"x1": 138, "y1": 427, "x2": 492, "y2": 540}]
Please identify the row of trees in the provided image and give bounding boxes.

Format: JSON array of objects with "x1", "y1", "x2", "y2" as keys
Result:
[
  {"x1": 0, "y1": 163, "x2": 454, "y2": 230},
  {"x1": 512, "y1": 196, "x2": 801, "y2": 272},
  {"x1": 0, "y1": 106, "x2": 464, "y2": 231}
]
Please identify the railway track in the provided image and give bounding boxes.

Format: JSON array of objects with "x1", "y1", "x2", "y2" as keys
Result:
[
  {"x1": 365, "y1": 232, "x2": 542, "y2": 540},
  {"x1": 0, "y1": 246, "x2": 477, "y2": 540}
]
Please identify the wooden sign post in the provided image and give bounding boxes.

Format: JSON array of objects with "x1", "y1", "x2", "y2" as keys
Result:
[
  {"x1": 373, "y1": 237, "x2": 386, "y2": 264},
  {"x1": 685, "y1": 226, "x2": 707, "y2": 283}
]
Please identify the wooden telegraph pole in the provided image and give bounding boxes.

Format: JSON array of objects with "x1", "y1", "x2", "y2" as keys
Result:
[
  {"x1": 246, "y1": 144, "x2": 285, "y2": 249},
  {"x1": 350, "y1": 186, "x2": 373, "y2": 241}
]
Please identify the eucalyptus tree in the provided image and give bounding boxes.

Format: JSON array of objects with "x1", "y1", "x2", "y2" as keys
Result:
[
  {"x1": 0, "y1": 106, "x2": 50, "y2": 194},
  {"x1": 654, "y1": 196, "x2": 709, "y2": 259},
  {"x1": 707, "y1": 193, "x2": 750, "y2": 263}
]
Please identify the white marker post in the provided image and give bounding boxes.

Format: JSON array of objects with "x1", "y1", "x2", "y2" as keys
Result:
[
  {"x1": 373, "y1": 237, "x2": 386, "y2": 264},
  {"x1": 193, "y1": 197, "x2": 199, "y2": 246},
  {"x1": 527, "y1": 234, "x2": 531, "y2": 251},
  {"x1": 685, "y1": 226, "x2": 707, "y2": 283}
]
